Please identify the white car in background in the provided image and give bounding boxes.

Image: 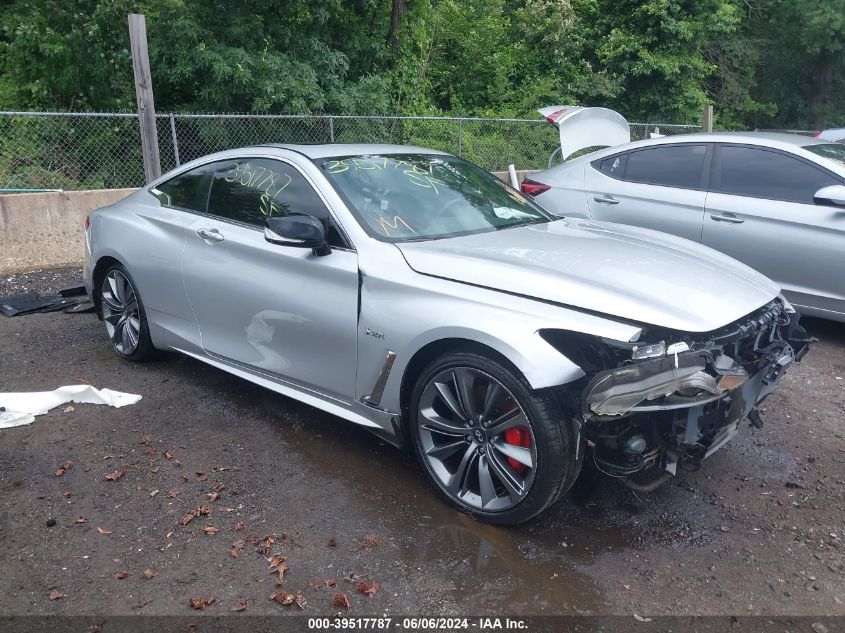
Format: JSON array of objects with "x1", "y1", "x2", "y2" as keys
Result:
[{"x1": 523, "y1": 117, "x2": 845, "y2": 323}]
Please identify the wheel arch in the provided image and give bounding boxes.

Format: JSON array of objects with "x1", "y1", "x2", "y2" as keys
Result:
[
  {"x1": 399, "y1": 338, "x2": 528, "y2": 424},
  {"x1": 91, "y1": 255, "x2": 125, "y2": 318}
]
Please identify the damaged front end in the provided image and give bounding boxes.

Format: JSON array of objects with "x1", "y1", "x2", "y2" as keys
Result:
[{"x1": 544, "y1": 298, "x2": 810, "y2": 491}]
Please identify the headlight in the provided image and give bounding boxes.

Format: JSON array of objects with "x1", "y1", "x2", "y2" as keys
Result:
[{"x1": 584, "y1": 354, "x2": 747, "y2": 417}]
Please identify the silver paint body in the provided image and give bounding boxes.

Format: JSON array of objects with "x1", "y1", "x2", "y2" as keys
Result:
[
  {"x1": 83, "y1": 143, "x2": 781, "y2": 440},
  {"x1": 530, "y1": 132, "x2": 845, "y2": 322}
]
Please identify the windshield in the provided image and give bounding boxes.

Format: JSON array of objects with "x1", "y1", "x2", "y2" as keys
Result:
[
  {"x1": 318, "y1": 154, "x2": 551, "y2": 242},
  {"x1": 804, "y1": 143, "x2": 845, "y2": 167}
]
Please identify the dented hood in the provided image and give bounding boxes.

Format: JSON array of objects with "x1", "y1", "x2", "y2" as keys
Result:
[{"x1": 397, "y1": 219, "x2": 781, "y2": 333}]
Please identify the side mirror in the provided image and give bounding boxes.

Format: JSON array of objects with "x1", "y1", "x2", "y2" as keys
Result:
[
  {"x1": 265, "y1": 214, "x2": 331, "y2": 256},
  {"x1": 813, "y1": 184, "x2": 845, "y2": 207}
]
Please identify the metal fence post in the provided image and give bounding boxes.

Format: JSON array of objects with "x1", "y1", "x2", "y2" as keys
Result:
[
  {"x1": 169, "y1": 114, "x2": 180, "y2": 166},
  {"x1": 329, "y1": 116, "x2": 334, "y2": 143},
  {"x1": 457, "y1": 119, "x2": 464, "y2": 157}
]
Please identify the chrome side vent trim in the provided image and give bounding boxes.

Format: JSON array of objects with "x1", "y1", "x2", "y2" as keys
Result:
[{"x1": 363, "y1": 351, "x2": 397, "y2": 407}]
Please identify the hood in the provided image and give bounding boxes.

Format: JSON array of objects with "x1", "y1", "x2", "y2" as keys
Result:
[{"x1": 397, "y1": 219, "x2": 780, "y2": 333}]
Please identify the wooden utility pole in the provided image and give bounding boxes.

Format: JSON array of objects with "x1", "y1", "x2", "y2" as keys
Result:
[
  {"x1": 702, "y1": 105, "x2": 714, "y2": 133},
  {"x1": 128, "y1": 13, "x2": 161, "y2": 183}
]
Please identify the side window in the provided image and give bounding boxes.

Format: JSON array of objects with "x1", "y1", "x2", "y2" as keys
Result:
[
  {"x1": 206, "y1": 158, "x2": 348, "y2": 247},
  {"x1": 716, "y1": 145, "x2": 840, "y2": 204},
  {"x1": 156, "y1": 164, "x2": 214, "y2": 212},
  {"x1": 598, "y1": 154, "x2": 627, "y2": 177},
  {"x1": 623, "y1": 144, "x2": 707, "y2": 188}
]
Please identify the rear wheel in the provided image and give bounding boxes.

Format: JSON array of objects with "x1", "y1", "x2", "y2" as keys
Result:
[
  {"x1": 99, "y1": 264, "x2": 156, "y2": 361},
  {"x1": 410, "y1": 351, "x2": 580, "y2": 524}
]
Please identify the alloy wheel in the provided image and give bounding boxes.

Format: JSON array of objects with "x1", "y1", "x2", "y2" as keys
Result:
[
  {"x1": 101, "y1": 269, "x2": 141, "y2": 356},
  {"x1": 417, "y1": 367, "x2": 537, "y2": 512}
]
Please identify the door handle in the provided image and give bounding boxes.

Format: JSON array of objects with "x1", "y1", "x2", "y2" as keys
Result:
[
  {"x1": 593, "y1": 195, "x2": 619, "y2": 205},
  {"x1": 709, "y1": 213, "x2": 745, "y2": 224},
  {"x1": 196, "y1": 228, "x2": 225, "y2": 242}
]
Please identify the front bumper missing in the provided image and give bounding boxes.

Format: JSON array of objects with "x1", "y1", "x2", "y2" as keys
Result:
[{"x1": 578, "y1": 300, "x2": 807, "y2": 485}]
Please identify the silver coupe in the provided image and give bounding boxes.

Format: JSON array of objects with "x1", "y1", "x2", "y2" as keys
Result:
[{"x1": 83, "y1": 144, "x2": 808, "y2": 524}]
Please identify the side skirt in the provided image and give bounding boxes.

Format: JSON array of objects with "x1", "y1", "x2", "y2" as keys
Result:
[{"x1": 171, "y1": 347, "x2": 397, "y2": 434}]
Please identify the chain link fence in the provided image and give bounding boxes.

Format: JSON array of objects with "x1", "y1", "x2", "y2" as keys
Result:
[{"x1": 0, "y1": 111, "x2": 702, "y2": 191}]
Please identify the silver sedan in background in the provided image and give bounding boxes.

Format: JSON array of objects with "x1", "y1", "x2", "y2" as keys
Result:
[
  {"x1": 84, "y1": 143, "x2": 808, "y2": 524},
  {"x1": 524, "y1": 132, "x2": 845, "y2": 322}
]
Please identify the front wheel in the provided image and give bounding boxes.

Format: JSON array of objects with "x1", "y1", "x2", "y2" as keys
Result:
[{"x1": 410, "y1": 351, "x2": 580, "y2": 524}]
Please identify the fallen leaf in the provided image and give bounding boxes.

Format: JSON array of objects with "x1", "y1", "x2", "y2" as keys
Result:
[
  {"x1": 143, "y1": 569, "x2": 157, "y2": 579},
  {"x1": 308, "y1": 580, "x2": 321, "y2": 591},
  {"x1": 212, "y1": 482, "x2": 225, "y2": 492},
  {"x1": 180, "y1": 475, "x2": 189, "y2": 483},
  {"x1": 206, "y1": 491, "x2": 220, "y2": 502},
  {"x1": 180, "y1": 506, "x2": 211, "y2": 526},
  {"x1": 270, "y1": 589, "x2": 294, "y2": 605},
  {"x1": 230, "y1": 539, "x2": 245, "y2": 558},
  {"x1": 356, "y1": 581, "x2": 380, "y2": 597},
  {"x1": 256, "y1": 536, "x2": 275, "y2": 556},
  {"x1": 75, "y1": 517, "x2": 88, "y2": 524},
  {"x1": 327, "y1": 536, "x2": 337, "y2": 548},
  {"x1": 331, "y1": 592, "x2": 351, "y2": 611},
  {"x1": 179, "y1": 510, "x2": 197, "y2": 526},
  {"x1": 62, "y1": 491, "x2": 73, "y2": 498},
  {"x1": 163, "y1": 450, "x2": 173, "y2": 460},
  {"x1": 323, "y1": 578, "x2": 337, "y2": 588},
  {"x1": 201, "y1": 526, "x2": 220, "y2": 535},
  {"x1": 104, "y1": 469, "x2": 125, "y2": 481},
  {"x1": 267, "y1": 554, "x2": 286, "y2": 569},
  {"x1": 244, "y1": 534, "x2": 260, "y2": 545},
  {"x1": 141, "y1": 435, "x2": 152, "y2": 446},
  {"x1": 167, "y1": 489, "x2": 181, "y2": 498},
  {"x1": 97, "y1": 527, "x2": 113, "y2": 536},
  {"x1": 145, "y1": 449, "x2": 157, "y2": 457},
  {"x1": 235, "y1": 522, "x2": 245, "y2": 531},
  {"x1": 295, "y1": 592, "x2": 307, "y2": 609},
  {"x1": 114, "y1": 571, "x2": 128, "y2": 580},
  {"x1": 231, "y1": 600, "x2": 249, "y2": 612},
  {"x1": 84, "y1": 439, "x2": 94, "y2": 446},
  {"x1": 195, "y1": 472, "x2": 208, "y2": 482},
  {"x1": 49, "y1": 591, "x2": 65, "y2": 601},
  {"x1": 64, "y1": 405, "x2": 75, "y2": 413},
  {"x1": 360, "y1": 534, "x2": 380, "y2": 550},
  {"x1": 189, "y1": 597, "x2": 215, "y2": 610},
  {"x1": 55, "y1": 461, "x2": 72, "y2": 477}
]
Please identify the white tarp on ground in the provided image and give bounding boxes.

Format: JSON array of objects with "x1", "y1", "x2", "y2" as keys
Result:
[{"x1": 0, "y1": 385, "x2": 141, "y2": 429}]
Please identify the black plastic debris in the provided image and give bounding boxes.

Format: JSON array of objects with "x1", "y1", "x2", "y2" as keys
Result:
[
  {"x1": 64, "y1": 300, "x2": 95, "y2": 314},
  {"x1": 0, "y1": 293, "x2": 79, "y2": 317},
  {"x1": 58, "y1": 284, "x2": 86, "y2": 297}
]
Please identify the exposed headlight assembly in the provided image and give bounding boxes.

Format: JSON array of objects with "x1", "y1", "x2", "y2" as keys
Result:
[{"x1": 584, "y1": 352, "x2": 747, "y2": 417}]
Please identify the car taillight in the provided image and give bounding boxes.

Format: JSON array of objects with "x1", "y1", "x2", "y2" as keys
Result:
[
  {"x1": 84, "y1": 215, "x2": 90, "y2": 230},
  {"x1": 520, "y1": 179, "x2": 551, "y2": 196}
]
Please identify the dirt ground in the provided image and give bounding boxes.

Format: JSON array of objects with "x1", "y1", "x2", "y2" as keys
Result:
[{"x1": 1, "y1": 267, "x2": 843, "y2": 621}]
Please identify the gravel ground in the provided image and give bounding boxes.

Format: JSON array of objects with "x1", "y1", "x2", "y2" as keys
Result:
[{"x1": 1, "y1": 267, "x2": 843, "y2": 622}]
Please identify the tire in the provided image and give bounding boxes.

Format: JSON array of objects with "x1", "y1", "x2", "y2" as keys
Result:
[
  {"x1": 410, "y1": 350, "x2": 580, "y2": 525},
  {"x1": 98, "y1": 263, "x2": 157, "y2": 361}
]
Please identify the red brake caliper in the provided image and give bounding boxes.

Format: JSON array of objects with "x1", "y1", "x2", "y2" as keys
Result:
[{"x1": 503, "y1": 427, "x2": 532, "y2": 473}]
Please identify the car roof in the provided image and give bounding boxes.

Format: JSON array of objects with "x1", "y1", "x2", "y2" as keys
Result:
[
  {"x1": 607, "y1": 131, "x2": 830, "y2": 152},
  {"x1": 546, "y1": 131, "x2": 836, "y2": 169},
  {"x1": 260, "y1": 143, "x2": 449, "y2": 159}
]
